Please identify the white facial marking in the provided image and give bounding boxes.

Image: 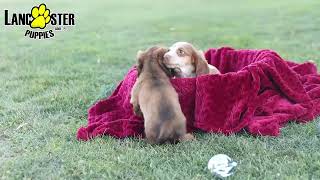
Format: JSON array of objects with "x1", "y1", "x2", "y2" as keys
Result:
[
  {"x1": 164, "y1": 42, "x2": 192, "y2": 67},
  {"x1": 163, "y1": 42, "x2": 196, "y2": 77}
]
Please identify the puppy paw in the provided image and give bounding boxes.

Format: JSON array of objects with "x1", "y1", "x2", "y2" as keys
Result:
[
  {"x1": 307, "y1": 60, "x2": 315, "y2": 64},
  {"x1": 180, "y1": 133, "x2": 195, "y2": 142}
]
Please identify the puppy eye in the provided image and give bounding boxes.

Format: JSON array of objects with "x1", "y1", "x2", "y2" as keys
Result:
[{"x1": 178, "y1": 49, "x2": 184, "y2": 55}]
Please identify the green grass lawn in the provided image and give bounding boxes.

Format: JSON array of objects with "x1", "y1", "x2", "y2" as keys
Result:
[{"x1": 1, "y1": 0, "x2": 320, "y2": 179}]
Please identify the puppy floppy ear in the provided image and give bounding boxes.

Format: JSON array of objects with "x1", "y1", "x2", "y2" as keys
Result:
[
  {"x1": 136, "y1": 50, "x2": 144, "y2": 76},
  {"x1": 192, "y1": 50, "x2": 209, "y2": 76}
]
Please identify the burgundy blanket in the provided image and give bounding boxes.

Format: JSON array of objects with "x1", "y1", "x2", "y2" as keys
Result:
[{"x1": 77, "y1": 47, "x2": 320, "y2": 141}]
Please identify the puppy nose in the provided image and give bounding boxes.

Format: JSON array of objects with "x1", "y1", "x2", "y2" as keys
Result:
[{"x1": 164, "y1": 53, "x2": 171, "y2": 61}]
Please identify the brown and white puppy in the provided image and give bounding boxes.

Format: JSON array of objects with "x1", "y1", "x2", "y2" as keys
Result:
[
  {"x1": 130, "y1": 46, "x2": 194, "y2": 144},
  {"x1": 163, "y1": 42, "x2": 220, "y2": 78}
]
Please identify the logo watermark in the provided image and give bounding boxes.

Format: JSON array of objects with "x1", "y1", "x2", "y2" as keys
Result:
[{"x1": 4, "y1": 3, "x2": 75, "y2": 39}]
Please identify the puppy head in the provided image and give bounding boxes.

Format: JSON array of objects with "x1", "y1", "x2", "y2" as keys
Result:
[
  {"x1": 136, "y1": 46, "x2": 173, "y2": 77},
  {"x1": 163, "y1": 42, "x2": 209, "y2": 76}
]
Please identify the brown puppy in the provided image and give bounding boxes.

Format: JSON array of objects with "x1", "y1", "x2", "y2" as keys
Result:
[
  {"x1": 163, "y1": 42, "x2": 220, "y2": 78},
  {"x1": 130, "y1": 46, "x2": 194, "y2": 144}
]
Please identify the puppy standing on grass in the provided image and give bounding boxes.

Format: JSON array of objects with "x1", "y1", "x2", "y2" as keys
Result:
[{"x1": 130, "y1": 46, "x2": 194, "y2": 144}]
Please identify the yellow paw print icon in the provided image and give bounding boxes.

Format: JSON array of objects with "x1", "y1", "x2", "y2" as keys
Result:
[{"x1": 30, "y1": 4, "x2": 51, "y2": 29}]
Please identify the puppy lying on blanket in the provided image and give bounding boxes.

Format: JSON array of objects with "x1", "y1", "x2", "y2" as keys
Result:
[
  {"x1": 130, "y1": 46, "x2": 194, "y2": 144},
  {"x1": 164, "y1": 42, "x2": 220, "y2": 77}
]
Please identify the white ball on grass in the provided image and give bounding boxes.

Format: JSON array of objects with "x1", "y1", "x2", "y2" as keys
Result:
[{"x1": 207, "y1": 154, "x2": 237, "y2": 178}]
